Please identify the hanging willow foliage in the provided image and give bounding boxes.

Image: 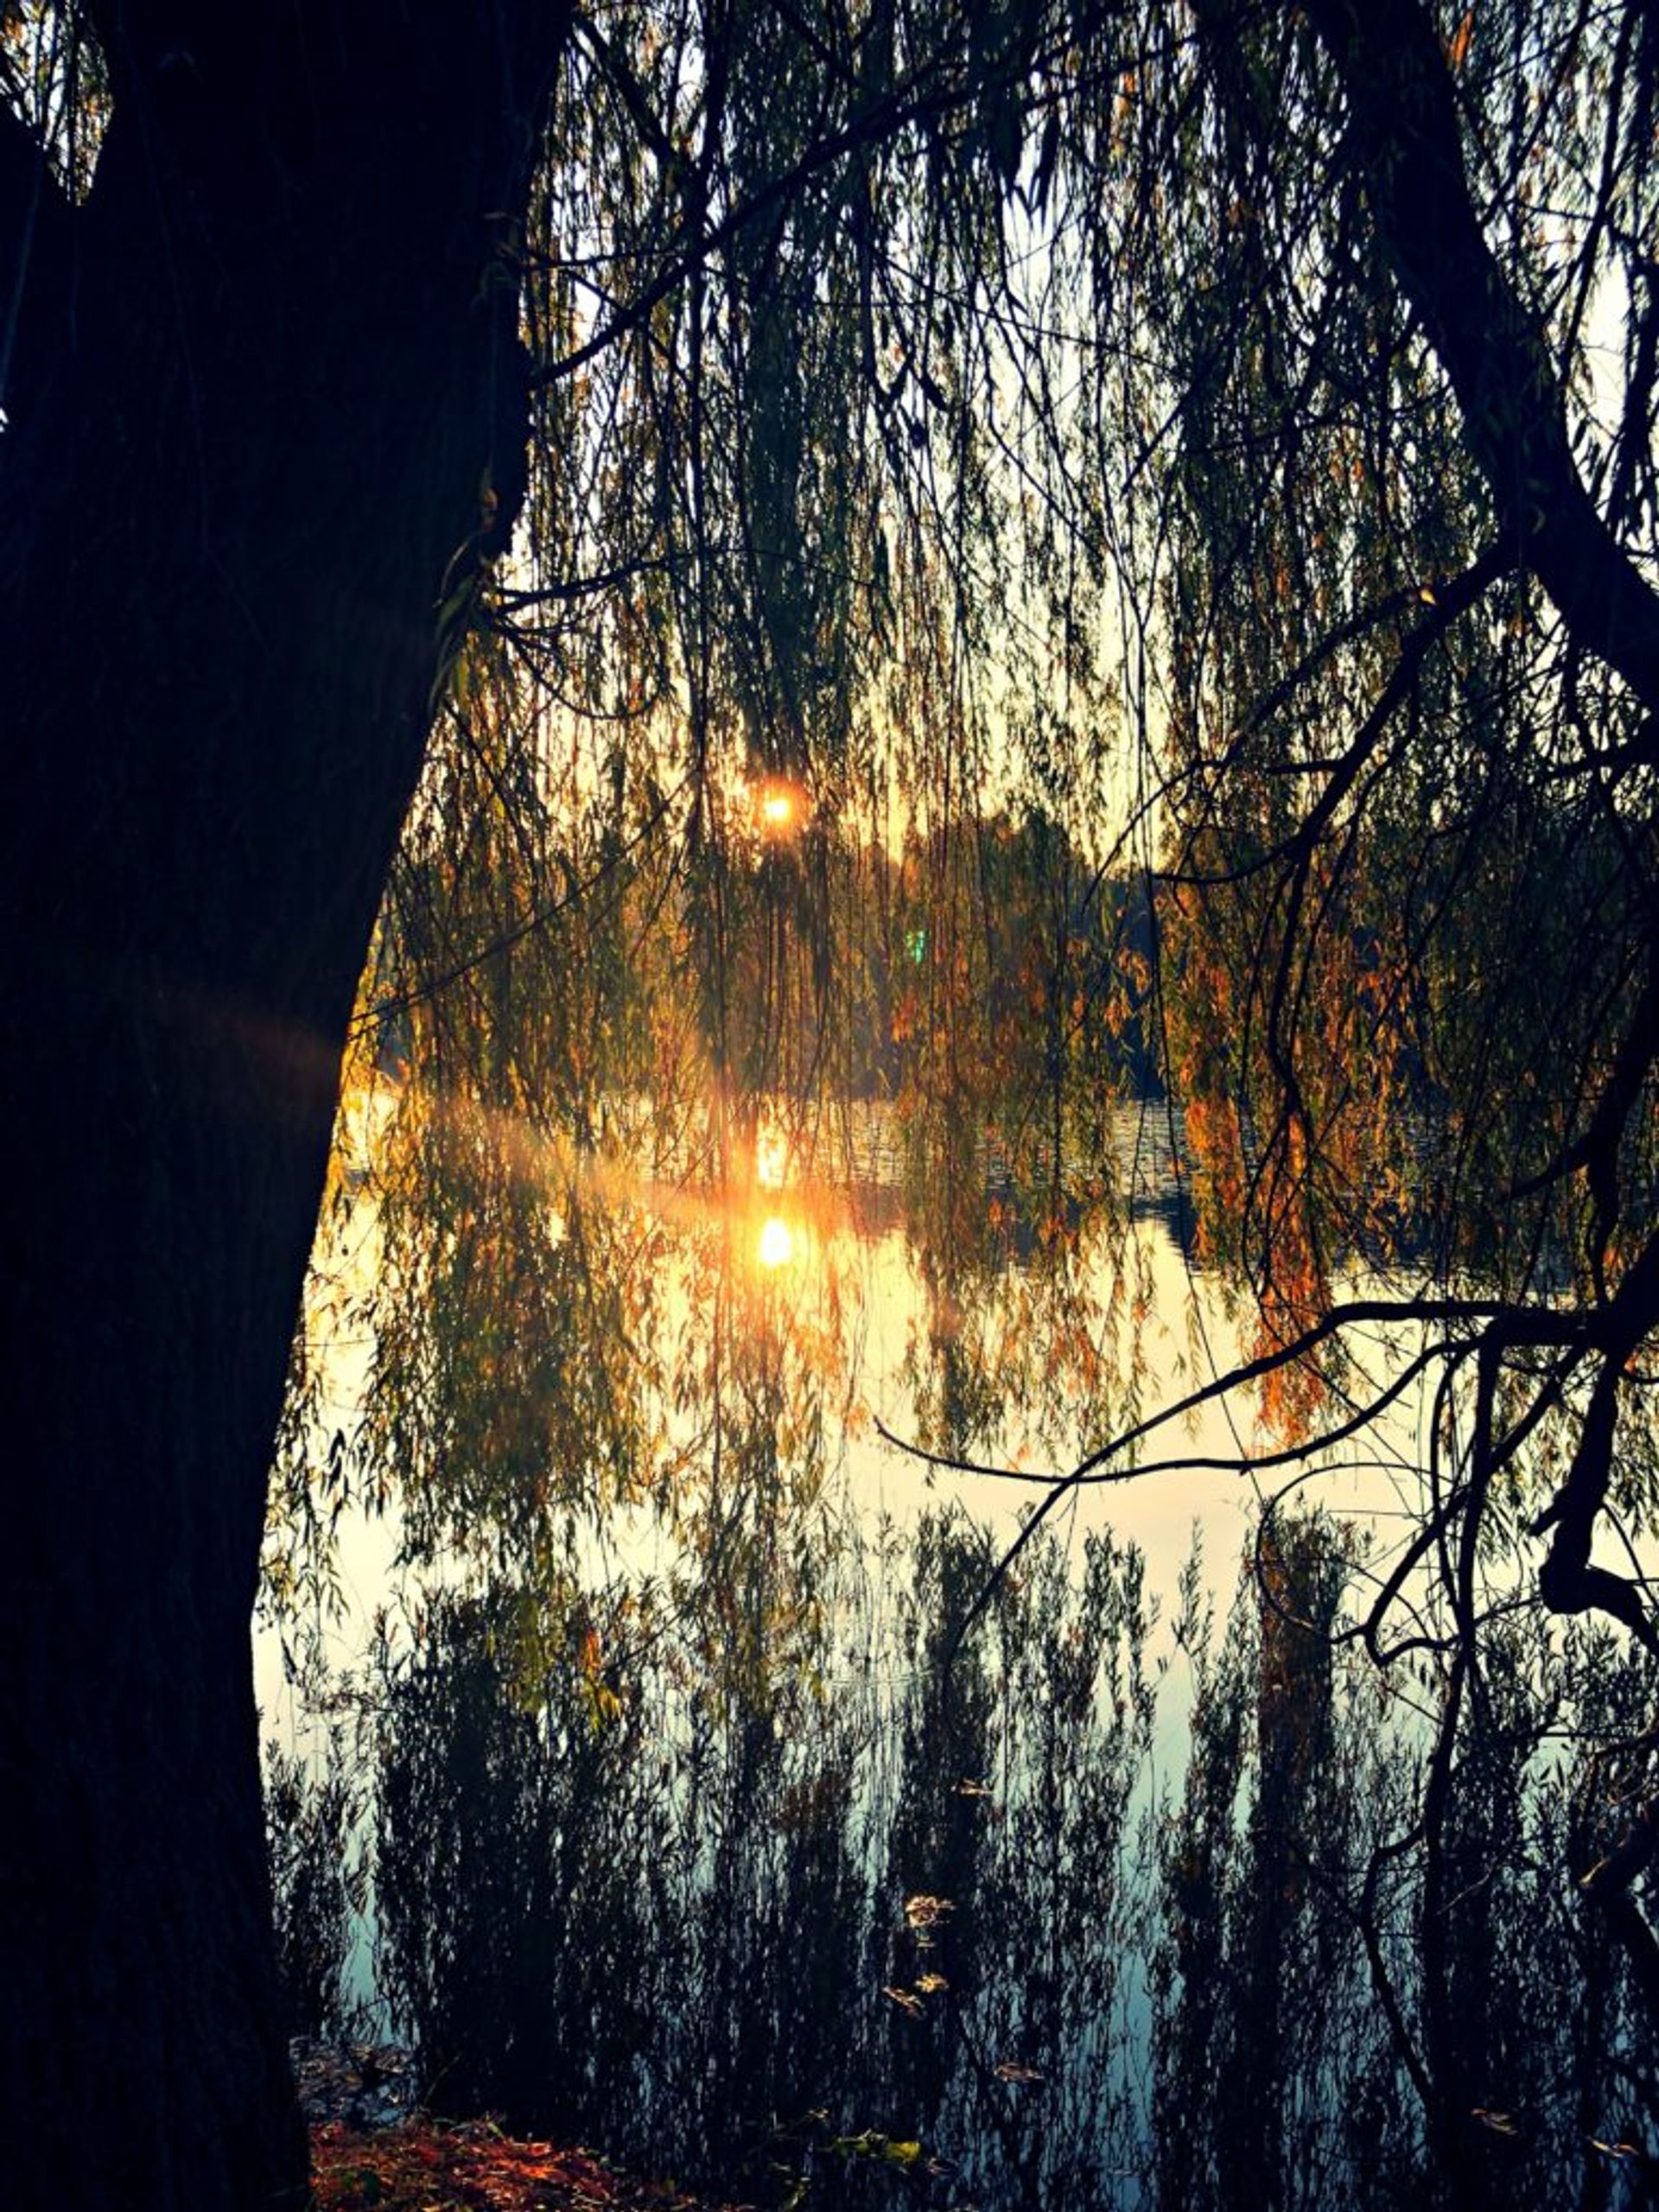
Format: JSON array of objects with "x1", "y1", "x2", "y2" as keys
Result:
[{"x1": 234, "y1": 0, "x2": 1659, "y2": 2062}]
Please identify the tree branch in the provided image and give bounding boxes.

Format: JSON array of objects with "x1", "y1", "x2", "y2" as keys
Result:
[
  {"x1": 1300, "y1": 0, "x2": 1659, "y2": 720},
  {"x1": 0, "y1": 72, "x2": 72, "y2": 413}
]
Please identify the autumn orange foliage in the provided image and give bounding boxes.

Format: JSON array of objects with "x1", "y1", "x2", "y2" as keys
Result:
[{"x1": 310, "y1": 2120, "x2": 751, "y2": 2212}]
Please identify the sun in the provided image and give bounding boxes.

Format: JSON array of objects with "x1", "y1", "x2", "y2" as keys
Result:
[{"x1": 756, "y1": 779, "x2": 807, "y2": 836}]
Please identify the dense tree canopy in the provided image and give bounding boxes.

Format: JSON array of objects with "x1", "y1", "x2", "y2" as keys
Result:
[{"x1": 5, "y1": 0, "x2": 1659, "y2": 2202}]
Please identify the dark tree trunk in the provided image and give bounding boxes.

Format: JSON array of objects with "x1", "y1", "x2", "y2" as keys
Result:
[{"x1": 0, "y1": 7, "x2": 565, "y2": 2204}]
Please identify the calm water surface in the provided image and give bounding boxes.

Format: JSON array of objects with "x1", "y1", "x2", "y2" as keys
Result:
[{"x1": 261, "y1": 1096, "x2": 1656, "y2": 2211}]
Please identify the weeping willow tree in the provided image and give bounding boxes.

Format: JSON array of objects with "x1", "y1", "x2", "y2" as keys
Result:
[
  {"x1": 5, "y1": 0, "x2": 1659, "y2": 2202},
  {"x1": 272, "y1": 0, "x2": 1148, "y2": 1669},
  {"x1": 1113, "y1": 5, "x2": 1659, "y2": 2120}
]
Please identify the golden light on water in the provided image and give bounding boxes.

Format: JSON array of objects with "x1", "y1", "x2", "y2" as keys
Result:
[{"x1": 757, "y1": 1215, "x2": 796, "y2": 1268}]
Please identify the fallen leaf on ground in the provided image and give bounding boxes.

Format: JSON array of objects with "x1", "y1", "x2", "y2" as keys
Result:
[{"x1": 310, "y1": 2120, "x2": 753, "y2": 2212}]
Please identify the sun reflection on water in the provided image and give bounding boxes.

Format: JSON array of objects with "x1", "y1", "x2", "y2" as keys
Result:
[{"x1": 757, "y1": 1215, "x2": 796, "y2": 1268}]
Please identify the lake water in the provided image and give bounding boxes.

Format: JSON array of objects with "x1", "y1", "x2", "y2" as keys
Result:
[{"x1": 260, "y1": 1090, "x2": 1659, "y2": 2211}]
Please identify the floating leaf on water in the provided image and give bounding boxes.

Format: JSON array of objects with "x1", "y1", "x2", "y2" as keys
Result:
[
  {"x1": 904, "y1": 1893, "x2": 954, "y2": 1929},
  {"x1": 828, "y1": 2132, "x2": 924, "y2": 2168}
]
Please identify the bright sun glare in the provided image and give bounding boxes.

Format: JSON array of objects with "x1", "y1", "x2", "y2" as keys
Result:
[
  {"x1": 757, "y1": 1216, "x2": 796, "y2": 1268},
  {"x1": 757, "y1": 779, "x2": 809, "y2": 836}
]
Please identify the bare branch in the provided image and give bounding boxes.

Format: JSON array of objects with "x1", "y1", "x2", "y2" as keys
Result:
[{"x1": 1302, "y1": 0, "x2": 1659, "y2": 719}]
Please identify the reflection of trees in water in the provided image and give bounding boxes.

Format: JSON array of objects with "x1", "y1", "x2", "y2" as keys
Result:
[
  {"x1": 275, "y1": 1511, "x2": 1659, "y2": 2208},
  {"x1": 1151, "y1": 1524, "x2": 1659, "y2": 2212}
]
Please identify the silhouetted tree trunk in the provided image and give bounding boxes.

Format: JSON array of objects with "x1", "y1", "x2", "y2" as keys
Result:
[{"x1": 0, "y1": 6, "x2": 565, "y2": 2205}]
